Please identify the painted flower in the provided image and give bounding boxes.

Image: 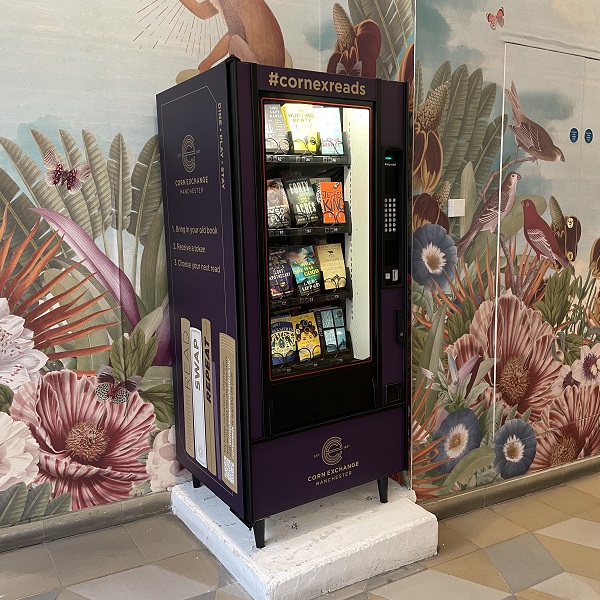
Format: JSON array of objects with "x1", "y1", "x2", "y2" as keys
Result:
[
  {"x1": 531, "y1": 382, "x2": 600, "y2": 470},
  {"x1": 0, "y1": 298, "x2": 47, "y2": 391},
  {"x1": 11, "y1": 370, "x2": 155, "y2": 510},
  {"x1": 413, "y1": 84, "x2": 447, "y2": 193},
  {"x1": 413, "y1": 193, "x2": 450, "y2": 233},
  {"x1": 448, "y1": 290, "x2": 563, "y2": 420},
  {"x1": 326, "y1": 4, "x2": 381, "y2": 78},
  {"x1": 0, "y1": 411, "x2": 39, "y2": 491},
  {"x1": 571, "y1": 343, "x2": 600, "y2": 385},
  {"x1": 412, "y1": 224, "x2": 458, "y2": 292},
  {"x1": 493, "y1": 419, "x2": 536, "y2": 479},
  {"x1": 551, "y1": 364, "x2": 580, "y2": 397},
  {"x1": 146, "y1": 427, "x2": 191, "y2": 492},
  {"x1": 434, "y1": 408, "x2": 481, "y2": 474}
]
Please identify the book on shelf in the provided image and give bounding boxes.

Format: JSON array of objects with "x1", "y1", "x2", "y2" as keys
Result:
[
  {"x1": 315, "y1": 181, "x2": 345, "y2": 224},
  {"x1": 266, "y1": 178, "x2": 291, "y2": 228},
  {"x1": 281, "y1": 103, "x2": 320, "y2": 154},
  {"x1": 270, "y1": 314, "x2": 296, "y2": 365},
  {"x1": 282, "y1": 177, "x2": 320, "y2": 226},
  {"x1": 268, "y1": 247, "x2": 295, "y2": 298},
  {"x1": 291, "y1": 312, "x2": 321, "y2": 362},
  {"x1": 264, "y1": 103, "x2": 290, "y2": 153},
  {"x1": 287, "y1": 245, "x2": 322, "y2": 296},
  {"x1": 309, "y1": 176, "x2": 331, "y2": 187},
  {"x1": 314, "y1": 307, "x2": 347, "y2": 354},
  {"x1": 315, "y1": 243, "x2": 346, "y2": 291},
  {"x1": 190, "y1": 326, "x2": 208, "y2": 468},
  {"x1": 314, "y1": 105, "x2": 344, "y2": 156}
]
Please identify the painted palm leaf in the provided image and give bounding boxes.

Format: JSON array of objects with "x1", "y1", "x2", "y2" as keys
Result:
[
  {"x1": 30, "y1": 129, "x2": 93, "y2": 237},
  {"x1": 59, "y1": 130, "x2": 103, "y2": 238},
  {"x1": 473, "y1": 115, "x2": 506, "y2": 190},
  {"x1": 415, "y1": 57, "x2": 423, "y2": 109},
  {"x1": 83, "y1": 130, "x2": 112, "y2": 254},
  {"x1": 140, "y1": 206, "x2": 167, "y2": 314},
  {"x1": 128, "y1": 135, "x2": 162, "y2": 247},
  {"x1": 349, "y1": 0, "x2": 414, "y2": 80},
  {"x1": 439, "y1": 64, "x2": 469, "y2": 173}
]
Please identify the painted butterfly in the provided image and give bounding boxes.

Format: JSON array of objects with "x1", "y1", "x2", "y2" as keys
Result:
[
  {"x1": 487, "y1": 7, "x2": 505, "y2": 30},
  {"x1": 95, "y1": 365, "x2": 142, "y2": 405},
  {"x1": 43, "y1": 149, "x2": 91, "y2": 194}
]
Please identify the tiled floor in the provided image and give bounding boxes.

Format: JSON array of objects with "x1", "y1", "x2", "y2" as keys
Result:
[{"x1": 3, "y1": 473, "x2": 600, "y2": 600}]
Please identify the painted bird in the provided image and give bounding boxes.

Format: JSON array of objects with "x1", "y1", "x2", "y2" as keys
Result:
[
  {"x1": 455, "y1": 171, "x2": 521, "y2": 257},
  {"x1": 505, "y1": 81, "x2": 565, "y2": 162},
  {"x1": 521, "y1": 199, "x2": 571, "y2": 269}
]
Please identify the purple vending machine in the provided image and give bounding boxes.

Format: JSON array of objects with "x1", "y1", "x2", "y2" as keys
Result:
[{"x1": 157, "y1": 59, "x2": 409, "y2": 547}]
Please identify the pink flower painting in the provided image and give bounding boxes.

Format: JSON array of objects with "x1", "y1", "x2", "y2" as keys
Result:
[{"x1": 11, "y1": 370, "x2": 156, "y2": 510}]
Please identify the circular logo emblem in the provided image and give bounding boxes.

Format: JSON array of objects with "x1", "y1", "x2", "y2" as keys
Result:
[
  {"x1": 321, "y1": 436, "x2": 343, "y2": 466},
  {"x1": 570, "y1": 128, "x2": 579, "y2": 143},
  {"x1": 182, "y1": 135, "x2": 196, "y2": 173},
  {"x1": 585, "y1": 129, "x2": 594, "y2": 144}
]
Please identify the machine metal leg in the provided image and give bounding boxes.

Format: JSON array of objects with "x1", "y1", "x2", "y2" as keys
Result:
[
  {"x1": 253, "y1": 519, "x2": 266, "y2": 548},
  {"x1": 192, "y1": 475, "x2": 202, "y2": 488},
  {"x1": 377, "y1": 477, "x2": 389, "y2": 503}
]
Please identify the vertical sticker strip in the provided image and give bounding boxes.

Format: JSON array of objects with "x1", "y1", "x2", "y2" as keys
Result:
[
  {"x1": 180, "y1": 318, "x2": 195, "y2": 458},
  {"x1": 190, "y1": 327, "x2": 207, "y2": 468},
  {"x1": 202, "y1": 318, "x2": 217, "y2": 474},
  {"x1": 219, "y1": 333, "x2": 237, "y2": 493}
]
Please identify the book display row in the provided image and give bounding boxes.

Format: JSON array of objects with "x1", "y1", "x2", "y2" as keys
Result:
[
  {"x1": 264, "y1": 100, "x2": 354, "y2": 376},
  {"x1": 264, "y1": 102, "x2": 344, "y2": 156}
]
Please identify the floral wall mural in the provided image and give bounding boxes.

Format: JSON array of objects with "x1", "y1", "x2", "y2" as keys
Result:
[
  {"x1": 412, "y1": 0, "x2": 600, "y2": 500},
  {"x1": 0, "y1": 0, "x2": 414, "y2": 526}
]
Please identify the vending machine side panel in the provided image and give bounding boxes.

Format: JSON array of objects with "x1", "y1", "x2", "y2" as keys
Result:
[{"x1": 157, "y1": 62, "x2": 245, "y2": 516}]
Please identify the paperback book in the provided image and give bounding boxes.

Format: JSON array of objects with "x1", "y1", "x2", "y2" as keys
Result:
[
  {"x1": 264, "y1": 103, "x2": 290, "y2": 153},
  {"x1": 315, "y1": 243, "x2": 346, "y2": 290},
  {"x1": 315, "y1": 181, "x2": 345, "y2": 224},
  {"x1": 268, "y1": 247, "x2": 295, "y2": 298},
  {"x1": 314, "y1": 307, "x2": 347, "y2": 354},
  {"x1": 266, "y1": 178, "x2": 291, "y2": 228},
  {"x1": 291, "y1": 312, "x2": 321, "y2": 362},
  {"x1": 314, "y1": 105, "x2": 344, "y2": 155},
  {"x1": 287, "y1": 245, "x2": 322, "y2": 296},
  {"x1": 270, "y1": 314, "x2": 296, "y2": 365},
  {"x1": 281, "y1": 103, "x2": 320, "y2": 154},
  {"x1": 283, "y1": 177, "x2": 320, "y2": 226}
]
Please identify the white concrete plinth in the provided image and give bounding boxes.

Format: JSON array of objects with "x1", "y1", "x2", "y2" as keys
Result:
[{"x1": 172, "y1": 480, "x2": 438, "y2": 600}]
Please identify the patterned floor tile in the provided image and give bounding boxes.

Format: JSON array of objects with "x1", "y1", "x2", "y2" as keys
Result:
[
  {"x1": 422, "y1": 523, "x2": 479, "y2": 567},
  {"x1": 55, "y1": 592, "x2": 89, "y2": 600},
  {"x1": 518, "y1": 572, "x2": 600, "y2": 599},
  {"x1": 368, "y1": 569, "x2": 512, "y2": 599},
  {"x1": 153, "y1": 548, "x2": 222, "y2": 589},
  {"x1": 124, "y1": 514, "x2": 201, "y2": 562},
  {"x1": 535, "y1": 534, "x2": 600, "y2": 581},
  {"x1": 45, "y1": 526, "x2": 146, "y2": 586},
  {"x1": 442, "y1": 508, "x2": 528, "y2": 549},
  {"x1": 431, "y1": 549, "x2": 510, "y2": 593},
  {"x1": 489, "y1": 497, "x2": 569, "y2": 531},
  {"x1": 484, "y1": 533, "x2": 563, "y2": 593},
  {"x1": 67, "y1": 564, "x2": 210, "y2": 600},
  {"x1": 578, "y1": 506, "x2": 600, "y2": 524},
  {"x1": 214, "y1": 583, "x2": 253, "y2": 599},
  {"x1": 0, "y1": 544, "x2": 61, "y2": 600},
  {"x1": 530, "y1": 486, "x2": 600, "y2": 516},
  {"x1": 536, "y1": 518, "x2": 600, "y2": 550}
]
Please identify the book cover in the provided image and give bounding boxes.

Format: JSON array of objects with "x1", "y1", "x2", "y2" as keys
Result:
[
  {"x1": 266, "y1": 178, "x2": 291, "y2": 229},
  {"x1": 268, "y1": 247, "x2": 295, "y2": 298},
  {"x1": 264, "y1": 103, "x2": 290, "y2": 153},
  {"x1": 283, "y1": 177, "x2": 319, "y2": 226},
  {"x1": 281, "y1": 103, "x2": 320, "y2": 154},
  {"x1": 315, "y1": 243, "x2": 347, "y2": 290},
  {"x1": 270, "y1": 314, "x2": 296, "y2": 365},
  {"x1": 315, "y1": 181, "x2": 345, "y2": 225},
  {"x1": 291, "y1": 312, "x2": 321, "y2": 362},
  {"x1": 314, "y1": 307, "x2": 347, "y2": 354},
  {"x1": 190, "y1": 326, "x2": 207, "y2": 468},
  {"x1": 180, "y1": 318, "x2": 195, "y2": 459},
  {"x1": 287, "y1": 245, "x2": 322, "y2": 296},
  {"x1": 201, "y1": 318, "x2": 217, "y2": 475},
  {"x1": 314, "y1": 105, "x2": 344, "y2": 155},
  {"x1": 219, "y1": 333, "x2": 237, "y2": 493}
]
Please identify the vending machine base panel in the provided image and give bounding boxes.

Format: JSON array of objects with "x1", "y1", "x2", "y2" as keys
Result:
[{"x1": 172, "y1": 479, "x2": 437, "y2": 600}]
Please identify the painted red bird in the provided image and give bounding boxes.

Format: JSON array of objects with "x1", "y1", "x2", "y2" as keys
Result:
[
  {"x1": 505, "y1": 81, "x2": 565, "y2": 163},
  {"x1": 521, "y1": 199, "x2": 571, "y2": 269},
  {"x1": 456, "y1": 171, "x2": 521, "y2": 257}
]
